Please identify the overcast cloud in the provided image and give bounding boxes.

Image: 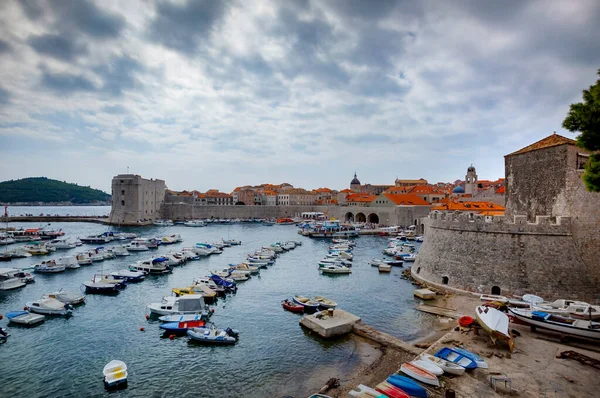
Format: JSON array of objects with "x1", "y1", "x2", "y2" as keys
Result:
[{"x1": 0, "y1": 0, "x2": 599, "y2": 193}]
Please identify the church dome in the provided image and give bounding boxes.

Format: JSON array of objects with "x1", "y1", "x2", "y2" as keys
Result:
[
  {"x1": 350, "y1": 172, "x2": 360, "y2": 185},
  {"x1": 452, "y1": 185, "x2": 465, "y2": 194},
  {"x1": 467, "y1": 165, "x2": 476, "y2": 172}
]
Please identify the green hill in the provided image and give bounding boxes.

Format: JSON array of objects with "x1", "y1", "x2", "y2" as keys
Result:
[{"x1": 0, "y1": 177, "x2": 111, "y2": 204}]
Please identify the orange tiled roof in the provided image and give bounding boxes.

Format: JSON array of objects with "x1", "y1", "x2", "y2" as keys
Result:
[
  {"x1": 431, "y1": 200, "x2": 505, "y2": 212},
  {"x1": 395, "y1": 179, "x2": 428, "y2": 184},
  {"x1": 409, "y1": 185, "x2": 441, "y2": 194},
  {"x1": 382, "y1": 193, "x2": 431, "y2": 206},
  {"x1": 506, "y1": 133, "x2": 576, "y2": 157},
  {"x1": 264, "y1": 190, "x2": 277, "y2": 196},
  {"x1": 340, "y1": 188, "x2": 355, "y2": 193},
  {"x1": 346, "y1": 193, "x2": 377, "y2": 203},
  {"x1": 496, "y1": 185, "x2": 506, "y2": 194}
]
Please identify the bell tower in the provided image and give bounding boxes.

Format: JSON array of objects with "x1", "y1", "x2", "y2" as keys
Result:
[{"x1": 465, "y1": 165, "x2": 478, "y2": 195}]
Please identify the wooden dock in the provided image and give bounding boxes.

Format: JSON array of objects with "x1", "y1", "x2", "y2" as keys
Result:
[{"x1": 416, "y1": 304, "x2": 463, "y2": 319}]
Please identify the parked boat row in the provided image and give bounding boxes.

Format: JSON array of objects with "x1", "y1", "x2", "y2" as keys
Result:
[{"x1": 317, "y1": 239, "x2": 354, "y2": 275}]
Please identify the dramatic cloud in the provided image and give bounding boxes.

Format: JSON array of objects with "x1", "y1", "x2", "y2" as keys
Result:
[{"x1": 0, "y1": 0, "x2": 599, "y2": 193}]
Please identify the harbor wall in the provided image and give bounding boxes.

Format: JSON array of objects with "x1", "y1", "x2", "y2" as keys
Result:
[{"x1": 413, "y1": 212, "x2": 600, "y2": 303}]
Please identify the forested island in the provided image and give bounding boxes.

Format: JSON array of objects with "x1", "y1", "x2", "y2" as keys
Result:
[{"x1": 0, "y1": 177, "x2": 111, "y2": 205}]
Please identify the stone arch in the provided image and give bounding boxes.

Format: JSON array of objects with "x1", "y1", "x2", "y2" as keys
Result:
[
  {"x1": 367, "y1": 213, "x2": 379, "y2": 224},
  {"x1": 344, "y1": 212, "x2": 354, "y2": 222},
  {"x1": 355, "y1": 212, "x2": 366, "y2": 223},
  {"x1": 442, "y1": 276, "x2": 449, "y2": 285},
  {"x1": 491, "y1": 285, "x2": 501, "y2": 295}
]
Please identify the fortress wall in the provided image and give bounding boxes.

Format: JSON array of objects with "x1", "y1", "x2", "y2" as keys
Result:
[
  {"x1": 161, "y1": 203, "x2": 333, "y2": 220},
  {"x1": 413, "y1": 212, "x2": 600, "y2": 303}
]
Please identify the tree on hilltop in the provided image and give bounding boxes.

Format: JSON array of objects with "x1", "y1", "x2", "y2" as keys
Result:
[{"x1": 562, "y1": 69, "x2": 600, "y2": 192}]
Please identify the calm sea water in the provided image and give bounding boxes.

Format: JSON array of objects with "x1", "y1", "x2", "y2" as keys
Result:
[
  {"x1": 0, "y1": 216, "x2": 431, "y2": 397},
  {"x1": 6, "y1": 206, "x2": 111, "y2": 217}
]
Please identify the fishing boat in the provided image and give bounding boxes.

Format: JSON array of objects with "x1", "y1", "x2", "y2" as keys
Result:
[
  {"x1": 0, "y1": 268, "x2": 26, "y2": 291},
  {"x1": 187, "y1": 324, "x2": 239, "y2": 345},
  {"x1": 130, "y1": 257, "x2": 171, "y2": 275},
  {"x1": 82, "y1": 274, "x2": 122, "y2": 295},
  {"x1": 5, "y1": 310, "x2": 45, "y2": 325},
  {"x1": 282, "y1": 298, "x2": 304, "y2": 313},
  {"x1": 313, "y1": 296, "x2": 337, "y2": 309},
  {"x1": 320, "y1": 265, "x2": 352, "y2": 275},
  {"x1": 433, "y1": 347, "x2": 477, "y2": 369},
  {"x1": 103, "y1": 360, "x2": 128, "y2": 390},
  {"x1": 386, "y1": 375, "x2": 428, "y2": 398},
  {"x1": 400, "y1": 362, "x2": 439, "y2": 386},
  {"x1": 110, "y1": 269, "x2": 146, "y2": 283},
  {"x1": 378, "y1": 264, "x2": 391, "y2": 273},
  {"x1": 293, "y1": 295, "x2": 320, "y2": 312},
  {"x1": 160, "y1": 319, "x2": 205, "y2": 332},
  {"x1": 451, "y1": 347, "x2": 489, "y2": 369},
  {"x1": 26, "y1": 298, "x2": 73, "y2": 316},
  {"x1": 374, "y1": 382, "x2": 410, "y2": 398},
  {"x1": 33, "y1": 260, "x2": 66, "y2": 273},
  {"x1": 419, "y1": 353, "x2": 465, "y2": 375},
  {"x1": 476, "y1": 305, "x2": 515, "y2": 351},
  {"x1": 42, "y1": 289, "x2": 86, "y2": 305},
  {"x1": 508, "y1": 308, "x2": 600, "y2": 341},
  {"x1": 147, "y1": 294, "x2": 210, "y2": 317}
]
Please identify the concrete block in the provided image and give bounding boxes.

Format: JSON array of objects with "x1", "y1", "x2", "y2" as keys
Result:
[{"x1": 299, "y1": 309, "x2": 360, "y2": 338}]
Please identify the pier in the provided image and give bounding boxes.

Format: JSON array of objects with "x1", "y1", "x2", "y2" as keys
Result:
[{"x1": 2, "y1": 216, "x2": 110, "y2": 225}]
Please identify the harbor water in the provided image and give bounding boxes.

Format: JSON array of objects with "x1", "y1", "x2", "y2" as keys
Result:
[{"x1": 0, "y1": 214, "x2": 431, "y2": 397}]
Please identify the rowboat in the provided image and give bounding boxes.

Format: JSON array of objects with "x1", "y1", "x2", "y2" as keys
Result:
[
  {"x1": 349, "y1": 384, "x2": 388, "y2": 397},
  {"x1": 386, "y1": 374, "x2": 428, "y2": 397},
  {"x1": 103, "y1": 360, "x2": 127, "y2": 390},
  {"x1": 320, "y1": 265, "x2": 352, "y2": 274},
  {"x1": 293, "y1": 295, "x2": 320, "y2": 312},
  {"x1": 452, "y1": 347, "x2": 489, "y2": 369},
  {"x1": 158, "y1": 314, "x2": 205, "y2": 323},
  {"x1": 419, "y1": 353, "x2": 465, "y2": 376},
  {"x1": 476, "y1": 305, "x2": 515, "y2": 351},
  {"x1": 282, "y1": 299, "x2": 304, "y2": 313},
  {"x1": 509, "y1": 308, "x2": 600, "y2": 341},
  {"x1": 160, "y1": 319, "x2": 205, "y2": 332},
  {"x1": 411, "y1": 359, "x2": 443, "y2": 376},
  {"x1": 433, "y1": 347, "x2": 477, "y2": 369},
  {"x1": 375, "y1": 382, "x2": 410, "y2": 398},
  {"x1": 400, "y1": 362, "x2": 439, "y2": 386},
  {"x1": 313, "y1": 296, "x2": 337, "y2": 309}
]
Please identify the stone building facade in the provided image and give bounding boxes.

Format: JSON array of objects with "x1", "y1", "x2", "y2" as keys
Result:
[
  {"x1": 109, "y1": 174, "x2": 165, "y2": 225},
  {"x1": 413, "y1": 133, "x2": 600, "y2": 302}
]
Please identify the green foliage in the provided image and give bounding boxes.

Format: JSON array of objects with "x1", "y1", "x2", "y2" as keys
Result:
[
  {"x1": 0, "y1": 177, "x2": 111, "y2": 204},
  {"x1": 562, "y1": 69, "x2": 600, "y2": 191}
]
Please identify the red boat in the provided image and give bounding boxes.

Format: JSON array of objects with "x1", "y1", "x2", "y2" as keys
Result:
[{"x1": 282, "y1": 299, "x2": 304, "y2": 313}]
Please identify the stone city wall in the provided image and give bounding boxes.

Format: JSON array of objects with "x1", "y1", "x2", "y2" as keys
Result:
[
  {"x1": 413, "y1": 212, "x2": 600, "y2": 303},
  {"x1": 161, "y1": 203, "x2": 333, "y2": 220}
]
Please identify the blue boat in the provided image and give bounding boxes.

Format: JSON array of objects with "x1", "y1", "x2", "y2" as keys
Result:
[
  {"x1": 160, "y1": 319, "x2": 205, "y2": 332},
  {"x1": 452, "y1": 347, "x2": 489, "y2": 369},
  {"x1": 209, "y1": 274, "x2": 237, "y2": 291},
  {"x1": 434, "y1": 347, "x2": 477, "y2": 369},
  {"x1": 386, "y1": 374, "x2": 428, "y2": 398}
]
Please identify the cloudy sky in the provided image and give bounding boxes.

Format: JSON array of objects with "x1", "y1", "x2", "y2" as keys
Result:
[{"x1": 0, "y1": 0, "x2": 598, "y2": 193}]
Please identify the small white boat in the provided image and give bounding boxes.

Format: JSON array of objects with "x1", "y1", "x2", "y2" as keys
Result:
[
  {"x1": 320, "y1": 265, "x2": 352, "y2": 275},
  {"x1": 56, "y1": 256, "x2": 80, "y2": 269},
  {"x1": 110, "y1": 269, "x2": 146, "y2": 283},
  {"x1": 103, "y1": 360, "x2": 128, "y2": 389},
  {"x1": 402, "y1": 253, "x2": 417, "y2": 262},
  {"x1": 76, "y1": 252, "x2": 93, "y2": 265},
  {"x1": 0, "y1": 268, "x2": 26, "y2": 291},
  {"x1": 42, "y1": 289, "x2": 86, "y2": 305},
  {"x1": 187, "y1": 324, "x2": 239, "y2": 345},
  {"x1": 476, "y1": 306, "x2": 514, "y2": 351},
  {"x1": 419, "y1": 353, "x2": 466, "y2": 376},
  {"x1": 400, "y1": 362, "x2": 439, "y2": 386},
  {"x1": 130, "y1": 257, "x2": 171, "y2": 274},
  {"x1": 108, "y1": 246, "x2": 130, "y2": 257},
  {"x1": 184, "y1": 220, "x2": 206, "y2": 227},
  {"x1": 124, "y1": 241, "x2": 149, "y2": 251},
  {"x1": 49, "y1": 239, "x2": 77, "y2": 250},
  {"x1": 411, "y1": 359, "x2": 443, "y2": 376},
  {"x1": 509, "y1": 308, "x2": 600, "y2": 341},
  {"x1": 147, "y1": 294, "x2": 209, "y2": 317},
  {"x1": 26, "y1": 298, "x2": 73, "y2": 316},
  {"x1": 5, "y1": 310, "x2": 45, "y2": 325},
  {"x1": 223, "y1": 239, "x2": 241, "y2": 245},
  {"x1": 313, "y1": 296, "x2": 337, "y2": 309},
  {"x1": 33, "y1": 260, "x2": 66, "y2": 273},
  {"x1": 378, "y1": 264, "x2": 391, "y2": 273},
  {"x1": 153, "y1": 219, "x2": 174, "y2": 226}
]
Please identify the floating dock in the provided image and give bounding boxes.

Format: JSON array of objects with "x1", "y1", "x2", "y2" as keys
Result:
[{"x1": 299, "y1": 309, "x2": 360, "y2": 338}]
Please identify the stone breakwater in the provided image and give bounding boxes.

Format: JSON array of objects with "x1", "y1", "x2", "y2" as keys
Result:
[{"x1": 413, "y1": 212, "x2": 600, "y2": 303}]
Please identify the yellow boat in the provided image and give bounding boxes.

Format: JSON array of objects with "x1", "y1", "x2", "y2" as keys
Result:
[{"x1": 172, "y1": 285, "x2": 217, "y2": 303}]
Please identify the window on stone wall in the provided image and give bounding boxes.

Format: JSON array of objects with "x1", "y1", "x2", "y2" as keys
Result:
[
  {"x1": 121, "y1": 200, "x2": 125, "y2": 206},
  {"x1": 577, "y1": 153, "x2": 589, "y2": 170},
  {"x1": 442, "y1": 276, "x2": 449, "y2": 285}
]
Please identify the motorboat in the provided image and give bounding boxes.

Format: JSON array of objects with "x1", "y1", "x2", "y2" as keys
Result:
[
  {"x1": 82, "y1": 274, "x2": 123, "y2": 295},
  {"x1": 26, "y1": 298, "x2": 73, "y2": 316},
  {"x1": 130, "y1": 257, "x2": 172, "y2": 275},
  {"x1": 378, "y1": 263, "x2": 392, "y2": 272},
  {"x1": 320, "y1": 265, "x2": 352, "y2": 275},
  {"x1": 124, "y1": 241, "x2": 149, "y2": 251},
  {"x1": 79, "y1": 235, "x2": 110, "y2": 244},
  {"x1": 24, "y1": 242, "x2": 50, "y2": 255},
  {"x1": 476, "y1": 305, "x2": 514, "y2": 351},
  {"x1": 107, "y1": 246, "x2": 130, "y2": 257},
  {"x1": 282, "y1": 298, "x2": 304, "y2": 313},
  {"x1": 184, "y1": 220, "x2": 206, "y2": 227},
  {"x1": 209, "y1": 274, "x2": 237, "y2": 291},
  {"x1": 313, "y1": 296, "x2": 337, "y2": 309},
  {"x1": 385, "y1": 375, "x2": 428, "y2": 398},
  {"x1": 147, "y1": 294, "x2": 210, "y2": 317},
  {"x1": 212, "y1": 270, "x2": 249, "y2": 282},
  {"x1": 0, "y1": 268, "x2": 26, "y2": 290},
  {"x1": 187, "y1": 324, "x2": 239, "y2": 345},
  {"x1": 85, "y1": 249, "x2": 104, "y2": 262},
  {"x1": 75, "y1": 252, "x2": 93, "y2": 265},
  {"x1": 8, "y1": 269, "x2": 35, "y2": 284},
  {"x1": 186, "y1": 246, "x2": 212, "y2": 257},
  {"x1": 433, "y1": 347, "x2": 477, "y2": 369},
  {"x1": 419, "y1": 353, "x2": 465, "y2": 376},
  {"x1": 110, "y1": 269, "x2": 146, "y2": 283},
  {"x1": 180, "y1": 250, "x2": 199, "y2": 261},
  {"x1": 172, "y1": 284, "x2": 218, "y2": 304},
  {"x1": 508, "y1": 308, "x2": 600, "y2": 341},
  {"x1": 160, "y1": 319, "x2": 206, "y2": 333},
  {"x1": 229, "y1": 263, "x2": 259, "y2": 274},
  {"x1": 223, "y1": 239, "x2": 241, "y2": 245},
  {"x1": 5, "y1": 310, "x2": 45, "y2": 325},
  {"x1": 103, "y1": 360, "x2": 128, "y2": 390},
  {"x1": 6, "y1": 248, "x2": 32, "y2": 258},
  {"x1": 49, "y1": 239, "x2": 76, "y2": 249},
  {"x1": 293, "y1": 295, "x2": 320, "y2": 312},
  {"x1": 193, "y1": 278, "x2": 227, "y2": 296},
  {"x1": 33, "y1": 260, "x2": 66, "y2": 273},
  {"x1": 153, "y1": 219, "x2": 174, "y2": 226},
  {"x1": 402, "y1": 253, "x2": 417, "y2": 262},
  {"x1": 318, "y1": 258, "x2": 352, "y2": 267},
  {"x1": 160, "y1": 235, "x2": 178, "y2": 245},
  {"x1": 42, "y1": 289, "x2": 86, "y2": 305},
  {"x1": 195, "y1": 242, "x2": 222, "y2": 255},
  {"x1": 56, "y1": 256, "x2": 80, "y2": 269},
  {"x1": 534, "y1": 299, "x2": 600, "y2": 320},
  {"x1": 399, "y1": 362, "x2": 439, "y2": 386},
  {"x1": 247, "y1": 256, "x2": 274, "y2": 265},
  {"x1": 95, "y1": 247, "x2": 115, "y2": 260}
]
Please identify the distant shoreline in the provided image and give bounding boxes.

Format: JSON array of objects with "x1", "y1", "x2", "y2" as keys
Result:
[{"x1": 0, "y1": 202, "x2": 110, "y2": 206}]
